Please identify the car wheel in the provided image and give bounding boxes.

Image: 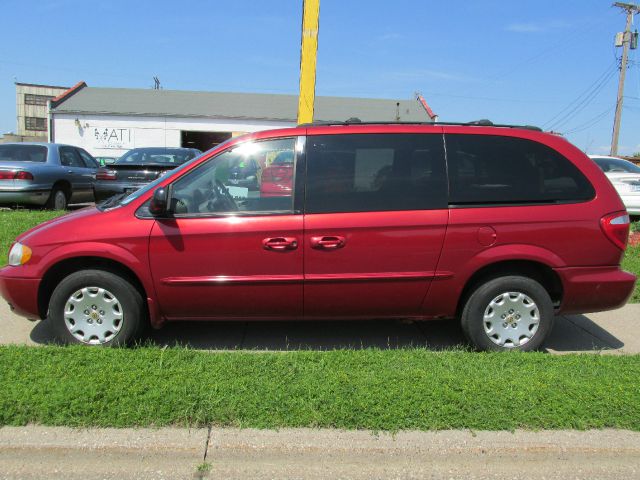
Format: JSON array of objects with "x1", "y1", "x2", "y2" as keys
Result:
[
  {"x1": 460, "y1": 275, "x2": 554, "y2": 352},
  {"x1": 49, "y1": 270, "x2": 144, "y2": 346},
  {"x1": 46, "y1": 187, "x2": 68, "y2": 210}
]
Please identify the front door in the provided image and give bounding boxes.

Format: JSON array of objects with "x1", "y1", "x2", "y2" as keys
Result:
[
  {"x1": 302, "y1": 132, "x2": 450, "y2": 318},
  {"x1": 149, "y1": 137, "x2": 303, "y2": 320}
]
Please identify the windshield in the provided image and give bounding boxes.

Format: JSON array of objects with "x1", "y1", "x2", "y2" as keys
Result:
[
  {"x1": 116, "y1": 148, "x2": 198, "y2": 165},
  {"x1": 593, "y1": 157, "x2": 640, "y2": 174},
  {"x1": 116, "y1": 139, "x2": 235, "y2": 207},
  {"x1": 0, "y1": 145, "x2": 47, "y2": 162}
]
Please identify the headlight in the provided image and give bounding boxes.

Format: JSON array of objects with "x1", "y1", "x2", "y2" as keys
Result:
[{"x1": 8, "y1": 242, "x2": 32, "y2": 266}]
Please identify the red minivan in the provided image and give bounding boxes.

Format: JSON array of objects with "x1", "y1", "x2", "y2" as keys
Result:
[{"x1": 0, "y1": 122, "x2": 636, "y2": 351}]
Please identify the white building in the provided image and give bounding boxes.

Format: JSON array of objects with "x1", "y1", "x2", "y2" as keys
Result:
[{"x1": 49, "y1": 84, "x2": 430, "y2": 157}]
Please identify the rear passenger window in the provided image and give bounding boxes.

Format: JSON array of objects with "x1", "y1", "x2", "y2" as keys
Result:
[
  {"x1": 305, "y1": 134, "x2": 447, "y2": 213},
  {"x1": 445, "y1": 135, "x2": 595, "y2": 205},
  {"x1": 59, "y1": 147, "x2": 84, "y2": 168}
]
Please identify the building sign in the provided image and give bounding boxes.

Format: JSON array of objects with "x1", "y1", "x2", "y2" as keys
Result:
[{"x1": 93, "y1": 127, "x2": 133, "y2": 149}]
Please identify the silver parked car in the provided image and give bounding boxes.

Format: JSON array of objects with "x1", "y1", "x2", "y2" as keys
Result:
[
  {"x1": 0, "y1": 143, "x2": 99, "y2": 209},
  {"x1": 589, "y1": 155, "x2": 640, "y2": 215}
]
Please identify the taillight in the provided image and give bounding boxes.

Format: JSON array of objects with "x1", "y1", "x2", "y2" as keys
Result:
[
  {"x1": 0, "y1": 170, "x2": 34, "y2": 180},
  {"x1": 14, "y1": 171, "x2": 34, "y2": 180},
  {"x1": 96, "y1": 170, "x2": 117, "y2": 181},
  {"x1": 600, "y1": 212, "x2": 630, "y2": 250}
]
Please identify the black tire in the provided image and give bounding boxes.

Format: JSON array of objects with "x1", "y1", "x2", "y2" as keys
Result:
[
  {"x1": 460, "y1": 275, "x2": 554, "y2": 352},
  {"x1": 46, "y1": 187, "x2": 68, "y2": 210},
  {"x1": 49, "y1": 270, "x2": 145, "y2": 346}
]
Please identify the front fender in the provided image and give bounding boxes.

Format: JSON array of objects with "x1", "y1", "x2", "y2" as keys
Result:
[
  {"x1": 38, "y1": 242, "x2": 159, "y2": 324},
  {"x1": 40, "y1": 242, "x2": 148, "y2": 274}
]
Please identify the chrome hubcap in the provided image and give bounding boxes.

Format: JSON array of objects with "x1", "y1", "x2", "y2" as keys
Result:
[
  {"x1": 483, "y1": 292, "x2": 540, "y2": 348},
  {"x1": 63, "y1": 287, "x2": 123, "y2": 345}
]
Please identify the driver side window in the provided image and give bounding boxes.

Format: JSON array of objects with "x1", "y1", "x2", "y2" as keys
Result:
[{"x1": 170, "y1": 137, "x2": 297, "y2": 216}]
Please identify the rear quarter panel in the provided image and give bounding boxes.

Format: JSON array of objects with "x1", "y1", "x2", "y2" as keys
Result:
[{"x1": 422, "y1": 127, "x2": 627, "y2": 318}]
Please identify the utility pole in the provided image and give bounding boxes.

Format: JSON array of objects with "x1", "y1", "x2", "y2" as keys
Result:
[
  {"x1": 611, "y1": 2, "x2": 639, "y2": 155},
  {"x1": 297, "y1": 0, "x2": 320, "y2": 125}
]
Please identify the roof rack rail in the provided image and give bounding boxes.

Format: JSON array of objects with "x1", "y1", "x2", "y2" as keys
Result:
[{"x1": 297, "y1": 119, "x2": 543, "y2": 132}]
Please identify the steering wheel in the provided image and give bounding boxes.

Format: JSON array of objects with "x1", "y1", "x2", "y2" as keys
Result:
[{"x1": 212, "y1": 179, "x2": 238, "y2": 211}]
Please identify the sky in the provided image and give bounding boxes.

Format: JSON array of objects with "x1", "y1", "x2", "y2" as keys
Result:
[{"x1": 1, "y1": 0, "x2": 639, "y2": 155}]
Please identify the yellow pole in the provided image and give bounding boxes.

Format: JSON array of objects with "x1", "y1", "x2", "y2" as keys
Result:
[{"x1": 297, "y1": 0, "x2": 320, "y2": 125}]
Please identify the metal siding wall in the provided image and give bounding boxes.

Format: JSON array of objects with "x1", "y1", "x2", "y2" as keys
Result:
[{"x1": 52, "y1": 113, "x2": 294, "y2": 157}]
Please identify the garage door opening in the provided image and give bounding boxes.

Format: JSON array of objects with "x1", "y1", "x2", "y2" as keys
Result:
[{"x1": 181, "y1": 131, "x2": 232, "y2": 152}]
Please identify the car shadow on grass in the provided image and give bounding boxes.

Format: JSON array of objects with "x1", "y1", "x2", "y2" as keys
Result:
[
  {"x1": 145, "y1": 318, "x2": 469, "y2": 351},
  {"x1": 28, "y1": 314, "x2": 624, "y2": 352},
  {"x1": 29, "y1": 317, "x2": 466, "y2": 350}
]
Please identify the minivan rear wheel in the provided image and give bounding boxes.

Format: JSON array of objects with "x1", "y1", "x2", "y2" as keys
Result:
[
  {"x1": 461, "y1": 276, "x2": 554, "y2": 351},
  {"x1": 49, "y1": 270, "x2": 144, "y2": 346}
]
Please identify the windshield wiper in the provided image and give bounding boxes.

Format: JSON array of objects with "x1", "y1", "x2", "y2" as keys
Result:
[{"x1": 98, "y1": 192, "x2": 128, "y2": 210}]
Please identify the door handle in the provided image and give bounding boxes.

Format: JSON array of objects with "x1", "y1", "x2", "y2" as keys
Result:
[
  {"x1": 310, "y1": 236, "x2": 346, "y2": 250},
  {"x1": 263, "y1": 237, "x2": 298, "y2": 251}
]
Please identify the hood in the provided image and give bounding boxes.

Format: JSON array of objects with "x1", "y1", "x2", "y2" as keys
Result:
[{"x1": 17, "y1": 207, "x2": 99, "y2": 244}]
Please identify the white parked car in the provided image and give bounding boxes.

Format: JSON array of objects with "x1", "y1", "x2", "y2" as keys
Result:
[{"x1": 589, "y1": 155, "x2": 640, "y2": 215}]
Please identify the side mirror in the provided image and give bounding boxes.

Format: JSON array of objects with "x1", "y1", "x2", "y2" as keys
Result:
[{"x1": 149, "y1": 187, "x2": 169, "y2": 216}]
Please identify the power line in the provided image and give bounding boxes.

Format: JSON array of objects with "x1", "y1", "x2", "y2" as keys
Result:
[
  {"x1": 439, "y1": 15, "x2": 615, "y2": 99},
  {"x1": 563, "y1": 106, "x2": 615, "y2": 134},
  {"x1": 610, "y1": 1, "x2": 640, "y2": 155},
  {"x1": 545, "y1": 63, "x2": 618, "y2": 130}
]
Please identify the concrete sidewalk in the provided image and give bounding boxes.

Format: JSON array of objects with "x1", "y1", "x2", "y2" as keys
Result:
[
  {"x1": 0, "y1": 299, "x2": 638, "y2": 353},
  {"x1": 0, "y1": 426, "x2": 639, "y2": 479}
]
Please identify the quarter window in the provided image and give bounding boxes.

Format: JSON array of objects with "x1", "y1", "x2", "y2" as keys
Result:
[
  {"x1": 445, "y1": 135, "x2": 595, "y2": 205},
  {"x1": 77, "y1": 149, "x2": 98, "y2": 168},
  {"x1": 305, "y1": 134, "x2": 447, "y2": 214},
  {"x1": 170, "y1": 138, "x2": 297, "y2": 215}
]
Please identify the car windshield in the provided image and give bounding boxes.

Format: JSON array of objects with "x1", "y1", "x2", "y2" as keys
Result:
[
  {"x1": 116, "y1": 148, "x2": 197, "y2": 165},
  {"x1": 0, "y1": 145, "x2": 47, "y2": 162},
  {"x1": 593, "y1": 157, "x2": 640, "y2": 173}
]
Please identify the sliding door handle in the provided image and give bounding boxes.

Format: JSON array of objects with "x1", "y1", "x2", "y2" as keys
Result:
[{"x1": 310, "y1": 236, "x2": 346, "y2": 250}]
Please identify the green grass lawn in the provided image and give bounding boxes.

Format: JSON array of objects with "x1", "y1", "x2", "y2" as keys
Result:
[
  {"x1": 1, "y1": 212, "x2": 639, "y2": 301},
  {"x1": 0, "y1": 345, "x2": 638, "y2": 430},
  {"x1": 0, "y1": 210, "x2": 65, "y2": 267},
  {"x1": 0, "y1": 212, "x2": 638, "y2": 432},
  {"x1": 623, "y1": 244, "x2": 640, "y2": 303}
]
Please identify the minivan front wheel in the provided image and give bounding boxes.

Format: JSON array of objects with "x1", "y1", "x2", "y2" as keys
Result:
[
  {"x1": 49, "y1": 270, "x2": 144, "y2": 346},
  {"x1": 461, "y1": 276, "x2": 554, "y2": 351}
]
